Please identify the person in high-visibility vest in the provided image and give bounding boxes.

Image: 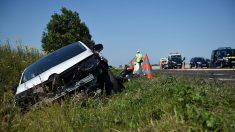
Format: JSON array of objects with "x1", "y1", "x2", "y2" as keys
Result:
[{"x1": 133, "y1": 50, "x2": 143, "y2": 74}]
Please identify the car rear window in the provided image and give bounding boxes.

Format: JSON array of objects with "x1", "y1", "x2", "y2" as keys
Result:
[{"x1": 21, "y1": 42, "x2": 87, "y2": 83}]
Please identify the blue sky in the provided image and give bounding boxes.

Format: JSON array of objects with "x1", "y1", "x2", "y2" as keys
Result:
[{"x1": 1, "y1": 0, "x2": 235, "y2": 66}]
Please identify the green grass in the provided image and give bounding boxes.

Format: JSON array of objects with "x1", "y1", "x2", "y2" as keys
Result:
[
  {"x1": 1, "y1": 42, "x2": 235, "y2": 131},
  {"x1": 0, "y1": 41, "x2": 42, "y2": 131},
  {"x1": 0, "y1": 41, "x2": 42, "y2": 94}
]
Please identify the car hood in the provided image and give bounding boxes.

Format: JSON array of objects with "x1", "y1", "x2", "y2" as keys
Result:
[{"x1": 16, "y1": 49, "x2": 94, "y2": 95}]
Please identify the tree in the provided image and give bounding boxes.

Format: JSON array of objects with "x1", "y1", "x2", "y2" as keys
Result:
[{"x1": 42, "y1": 7, "x2": 95, "y2": 53}]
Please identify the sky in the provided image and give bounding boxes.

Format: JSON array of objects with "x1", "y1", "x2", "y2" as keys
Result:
[{"x1": 1, "y1": 0, "x2": 235, "y2": 66}]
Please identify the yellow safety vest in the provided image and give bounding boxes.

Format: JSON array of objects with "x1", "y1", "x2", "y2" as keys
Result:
[{"x1": 136, "y1": 53, "x2": 142, "y2": 63}]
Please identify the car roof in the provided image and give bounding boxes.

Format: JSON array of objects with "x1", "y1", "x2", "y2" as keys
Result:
[
  {"x1": 191, "y1": 57, "x2": 205, "y2": 60},
  {"x1": 192, "y1": 57, "x2": 204, "y2": 58}
]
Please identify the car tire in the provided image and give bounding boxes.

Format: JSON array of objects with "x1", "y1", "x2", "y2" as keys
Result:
[{"x1": 108, "y1": 70, "x2": 123, "y2": 93}]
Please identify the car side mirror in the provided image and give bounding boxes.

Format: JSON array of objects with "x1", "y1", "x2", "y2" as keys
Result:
[
  {"x1": 94, "y1": 44, "x2": 103, "y2": 52},
  {"x1": 183, "y1": 57, "x2": 185, "y2": 61}
]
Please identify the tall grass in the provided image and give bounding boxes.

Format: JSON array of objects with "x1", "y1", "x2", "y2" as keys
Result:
[
  {"x1": 0, "y1": 41, "x2": 42, "y2": 93},
  {"x1": 0, "y1": 42, "x2": 235, "y2": 131},
  {"x1": 0, "y1": 40, "x2": 42, "y2": 131}
]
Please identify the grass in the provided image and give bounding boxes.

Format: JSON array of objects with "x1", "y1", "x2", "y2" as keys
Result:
[
  {"x1": 0, "y1": 41, "x2": 42, "y2": 131},
  {"x1": 9, "y1": 76, "x2": 235, "y2": 131},
  {"x1": 0, "y1": 41, "x2": 42, "y2": 94},
  {"x1": 0, "y1": 41, "x2": 235, "y2": 131}
]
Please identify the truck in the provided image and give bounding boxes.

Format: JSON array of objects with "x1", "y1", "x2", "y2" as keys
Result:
[
  {"x1": 166, "y1": 53, "x2": 185, "y2": 69},
  {"x1": 210, "y1": 47, "x2": 235, "y2": 68}
]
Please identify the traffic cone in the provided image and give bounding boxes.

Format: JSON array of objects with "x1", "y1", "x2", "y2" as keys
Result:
[
  {"x1": 143, "y1": 54, "x2": 154, "y2": 78},
  {"x1": 142, "y1": 56, "x2": 147, "y2": 74}
]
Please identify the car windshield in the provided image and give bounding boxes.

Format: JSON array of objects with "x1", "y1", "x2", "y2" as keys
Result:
[
  {"x1": 194, "y1": 58, "x2": 205, "y2": 62},
  {"x1": 171, "y1": 55, "x2": 181, "y2": 60},
  {"x1": 171, "y1": 55, "x2": 181, "y2": 58},
  {"x1": 21, "y1": 42, "x2": 87, "y2": 83}
]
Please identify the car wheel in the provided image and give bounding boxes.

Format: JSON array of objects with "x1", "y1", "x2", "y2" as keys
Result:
[
  {"x1": 108, "y1": 70, "x2": 124, "y2": 93},
  {"x1": 220, "y1": 62, "x2": 224, "y2": 68}
]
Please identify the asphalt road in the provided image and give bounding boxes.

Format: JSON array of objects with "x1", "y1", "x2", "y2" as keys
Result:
[{"x1": 152, "y1": 68, "x2": 235, "y2": 84}]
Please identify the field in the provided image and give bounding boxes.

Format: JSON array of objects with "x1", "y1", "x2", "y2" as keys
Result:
[{"x1": 1, "y1": 43, "x2": 235, "y2": 131}]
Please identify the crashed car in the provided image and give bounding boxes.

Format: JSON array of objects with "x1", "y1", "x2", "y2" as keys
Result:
[{"x1": 15, "y1": 41, "x2": 123, "y2": 106}]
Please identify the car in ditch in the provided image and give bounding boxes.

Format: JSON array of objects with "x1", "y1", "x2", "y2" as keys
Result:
[{"x1": 15, "y1": 41, "x2": 123, "y2": 107}]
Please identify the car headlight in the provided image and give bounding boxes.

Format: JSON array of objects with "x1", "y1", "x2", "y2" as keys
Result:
[
  {"x1": 223, "y1": 57, "x2": 228, "y2": 62},
  {"x1": 79, "y1": 55, "x2": 100, "y2": 71}
]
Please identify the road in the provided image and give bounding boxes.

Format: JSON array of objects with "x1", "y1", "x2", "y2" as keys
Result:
[{"x1": 152, "y1": 66, "x2": 235, "y2": 84}]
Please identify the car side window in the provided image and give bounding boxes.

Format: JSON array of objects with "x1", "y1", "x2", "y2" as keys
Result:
[
  {"x1": 216, "y1": 51, "x2": 220, "y2": 58},
  {"x1": 220, "y1": 50, "x2": 226, "y2": 57}
]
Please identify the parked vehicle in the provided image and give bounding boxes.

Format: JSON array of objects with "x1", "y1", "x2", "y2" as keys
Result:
[
  {"x1": 205, "y1": 58, "x2": 211, "y2": 67},
  {"x1": 15, "y1": 41, "x2": 124, "y2": 107},
  {"x1": 160, "y1": 57, "x2": 168, "y2": 69},
  {"x1": 167, "y1": 53, "x2": 185, "y2": 69},
  {"x1": 190, "y1": 57, "x2": 209, "y2": 68},
  {"x1": 210, "y1": 47, "x2": 235, "y2": 68}
]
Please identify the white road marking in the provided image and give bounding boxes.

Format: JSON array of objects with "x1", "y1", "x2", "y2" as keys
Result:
[
  {"x1": 213, "y1": 74, "x2": 225, "y2": 76},
  {"x1": 217, "y1": 78, "x2": 235, "y2": 81}
]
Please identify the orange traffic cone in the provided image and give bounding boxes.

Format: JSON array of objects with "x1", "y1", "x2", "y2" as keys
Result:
[
  {"x1": 143, "y1": 54, "x2": 154, "y2": 78},
  {"x1": 128, "y1": 58, "x2": 135, "y2": 70}
]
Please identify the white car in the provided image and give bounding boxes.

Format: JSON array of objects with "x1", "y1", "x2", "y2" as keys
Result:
[{"x1": 15, "y1": 41, "x2": 123, "y2": 106}]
